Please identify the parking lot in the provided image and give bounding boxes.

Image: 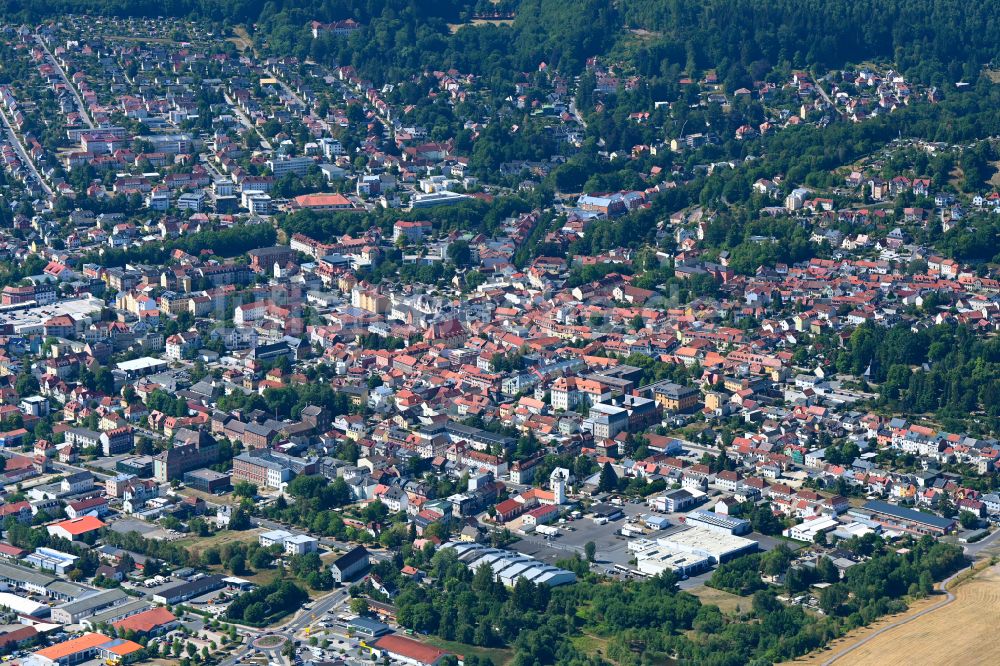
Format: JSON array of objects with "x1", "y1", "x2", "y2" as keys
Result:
[
  {"x1": 106, "y1": 517, "x2": 179, "y2": 542},
  {"x1": 505, "y1": 499, "x2": 798, "y2": 585}
]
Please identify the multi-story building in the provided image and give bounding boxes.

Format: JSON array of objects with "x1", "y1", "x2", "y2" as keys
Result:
[
  {"x1": 232, "y1": 449, "x2": 317, "y2": 489},
  {"x1": 652, "y1": 381, "x2": 700, "y2": 412},
  {"x1": 65, "y1": 428, "x2": 100, "y2": 451},
  {"x1": 266, "y1": 156, "x2": 314, "y2": 177},
  {"x1": 100, "y1": 426, "x2": 134, "y2": 456},
  {"x1": 152, "y1": 432, "x2": 219, "y2": 482},
  {"x1": 585, "y1": 403, "x2": 629, "y2": 439}
]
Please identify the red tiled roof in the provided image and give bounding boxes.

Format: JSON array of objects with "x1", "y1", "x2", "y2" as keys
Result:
[
  {"x1": 35, "y1": 633, "x2": 110, "y2": 660},
  {"x1": 49, "y1": 515, "x2": 105, "y2": 535},
  {"x1": 373, "y1": 635, "x2": 450, "y2": 665},
  {"x1": 112, "y1": 607, "x2": 176, "y2": 634}
]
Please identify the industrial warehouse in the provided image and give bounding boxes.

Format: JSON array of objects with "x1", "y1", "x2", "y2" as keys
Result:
[
  {"x1": 628, "y1": 525, "x2": 759, "y2": 577},
  {"x1": 442, "y1": 542, "x2": 578, "y2": 587}
]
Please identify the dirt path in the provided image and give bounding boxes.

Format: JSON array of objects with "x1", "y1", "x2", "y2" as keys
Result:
[
  {"x1": 785, "y1": 561, "x2": 997, "y2": 666},
  {"x1": 825, "y1": 563, "x2": 1000, "y2": 666}
]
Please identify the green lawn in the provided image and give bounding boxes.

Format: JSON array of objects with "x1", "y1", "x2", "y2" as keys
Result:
[
  {"x1": 571, "y1": 634, "x2": 612, "y2": 658},
  {"x1": 422, "y1": 636, "x2": 514, "y2": 665},
  {"x1": 686, "y1": 584, "x2": 748, "y2": 614},
  {"x1": 172, "y1": 528, "x2": 263, "y2": 556}
]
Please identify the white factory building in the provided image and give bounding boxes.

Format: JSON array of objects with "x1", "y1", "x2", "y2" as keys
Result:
[
  {"x1": 683, "y1": 510, "x2": 752, "y2": 535},
  {"x1": 784, "y1": 516, "x2": 840, "y2": 542},
  {"x1": 628, "y1": 539, "x2": 711, "y2": 578},
  {"x1": 659, "y1": 526, "x2": 758, "y2": 563},
  {"x1": 442, "y1": 542, "x2": 577, "y2": 587},
  {"x1": 0, "y1": 591, "x2": 47, "y2": 617}
]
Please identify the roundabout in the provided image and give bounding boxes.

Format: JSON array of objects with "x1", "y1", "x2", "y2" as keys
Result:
[{"x1": 253, "y1": 634, "x2": 287, "y2": 650}]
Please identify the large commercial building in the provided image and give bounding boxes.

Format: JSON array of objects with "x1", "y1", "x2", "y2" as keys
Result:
[
  {"x1": 0, "y1": 561, "x2": 92, "y2": 601},
  {"x1": 853, "y1": 500, "x2": 956, "y2": 537},
  {"x1": 443, "y1": 542, "x2": 578, "y2": 587},
  {"x1": 683, "y1": 510, "x2": 752, "y2": 535},
  {"x1": 46, "y1": 516, "x2": 106, "y2": 541},
  {"x1": 152, "y1": 433, "x2": 219, "y2": 482},
  {"x1": 0, "y1": 591, "x2": 48, "y2": 617},
  {"x1": 369, "y1": 635, "x2": 451, "y2": 666},
  {"x1": 30, "y1": 632, "x2": 143, "y2": 666},
  {"x1": 51, "y1": 588, "x2": 129, "y2": 624},
  {"x1": 152, "y1": 574, "x2": 226, "y2": 605},
  {"x1": 82, "y1": 600, "x2": 155, "y2": 630},
  {"x1": 408, "y1": 190, "x2": 470, "y2": 209},
  {"x1": 656, "y1": 526, "x2": 758, "y2": 564},
  {"x1": 111, "y1": 607, "x2": 178, "y2": 636},
  {"x1": 628, "y1": 538, "x2": 712, "y2": 578}
]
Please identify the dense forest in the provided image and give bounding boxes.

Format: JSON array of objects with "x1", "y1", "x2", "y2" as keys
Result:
[
  {"x1": 4, "y1": 0, "x2": 997, "y2": 85},
  {"x1": 619, "y1": 0, "x2": 998, "y2": 84},
  {"x1": 838, "y1": 322, "x2": 1000, "y2": 435}
]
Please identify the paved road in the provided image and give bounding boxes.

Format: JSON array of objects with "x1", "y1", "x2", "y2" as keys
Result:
[
  {"x1": 569, "y1": 100, "x2": 588, "y2": 130},
  {"x1": 51, "y1": 459, "x2": 113, "y2": 481},
  {"x1": 962, "y1": 526, "x2": 1000, "y2": 558},
  {"x1": 218, "y1": 587, "x2": 351, "y2": 666},
  {"x1": 224, "y1": 93, "x2": 271, "y2": 150},
  {"x1": 35, "y1": 35, "x2": 94, "y2": 128},
  {"x1": 0, "y1": 104, "x2": 53, "y2": 196},
  {"x1": 812, "y1": 72, "x2": 845, "y2": 119},
  {"x1": 820, "y1": 565, "x2": 968, "y2": 666},
  {"x1": 268, "y1": 68, "x2": 307, "y2": 109}
]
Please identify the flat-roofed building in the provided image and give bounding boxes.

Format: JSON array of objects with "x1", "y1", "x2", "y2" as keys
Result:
[
  {"x1": 152, "y1": 574, "x2": 225, "y2": 605},
  {"x1": 82, "y1": 600, "x2": 153, "y2": 630},
  {"x1": 784, "y1": 516, "x2": 840, "y2": 542},
  {"x1": 51, "y1": 588, "x2": 129, "y2": 624},
  {"x1": 183, "y1": 468, "x2": 231, "y2": 493},
  {"x1": 683, "y1": 510, "x2": 752, "y2": 535},
  {"x1": 657, "y1": 526, "x2": 757, "y2": 564},
  {"x1": 26, "y1": 548, "x2": 77, "y2": 574},
  {"x1": 854, "y1": 500, "x2": 955, "y2": 536},
  {"x1": 628, "y1": 538, "x2": 712, "y2": 577}
]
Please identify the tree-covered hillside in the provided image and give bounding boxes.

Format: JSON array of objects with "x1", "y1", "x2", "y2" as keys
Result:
[
  {"x1": 4, "y1": 0, "x2": 996, "y2": 84},
  {"x1": 619, "y1": 0, "x2": 1000, "y2": 83}
]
